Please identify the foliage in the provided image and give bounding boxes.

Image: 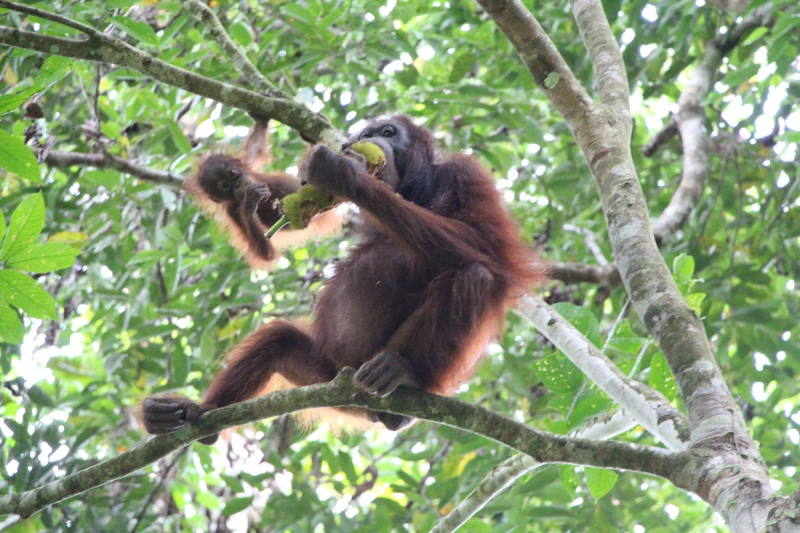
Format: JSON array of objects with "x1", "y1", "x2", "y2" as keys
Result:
[{"x1": 0, "y1": 0, "x2": 798, "y2": 531}]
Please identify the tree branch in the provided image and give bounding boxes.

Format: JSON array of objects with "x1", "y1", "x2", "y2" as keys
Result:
[
  {"x1": 42, "y1": 150, "x2": 183, "y2": 185},
  {"x1": 547, "y1": 261, "x2": 621, "y2": 286},
  {"x1": 518, "y1": 295, "x2": 689, "y2": 450},
  {"x1": 432, "y1": 454, "x2": 539, "y2": 533},
  {"x1": 0, "y1": 26, "x2": 342, "y2": 145},
  {"x1": 474, "y1": 0, "x2": 594, "y2": 138},
  {"x1": 642, "y1": 116, "x2": 678, "y2": 157},
  {"x1": 570, "y1": 0, "x2": 630, "y2": 118},
  {"x1": 0, "y1": 0, "x2": 101, "y2": 37},
  {"x1": 178, "y1": 0, "x2": 284, "y2": 98},
  {"x1": 0, "y1": 370, "x2": 685, "y2": 519},
  {"x1": 651, "y1": 6, "x2": 773, "y2": 241}
]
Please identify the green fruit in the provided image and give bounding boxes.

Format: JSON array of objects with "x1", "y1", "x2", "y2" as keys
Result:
[
  {"x1": 349, "y1": 141, "x2": 386, "y2": 173},
  {"x1": 280, "y1": 184, "x2": 336, "y2": 230}
]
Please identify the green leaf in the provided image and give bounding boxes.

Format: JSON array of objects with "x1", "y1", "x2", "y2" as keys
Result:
[
  {"x1": 8, "y1": 243, "x2": 77, "y2": 273},
  {"x1": 1, "y1": 193, "x2": 46, "y2": 261},
  {"x1": 0, "y1": 87, "x2": 40, "y2": 115},
  {"x1": 338, "y1": 451, "x2": 358, "y2": 485},
  {"x1": 449, "y1": 52, "x2": 477, "y2": 83},
  {"x1": 560, "y1": 465, "x2": 580, "y2": 494},
  {"x1": 648, "y1": 351, "x2": 678, "y2": 401},
  {"x1": 685, "y1": 292, "x2": 706, "y2": 315},
  {"x1": 567, "y1": 392, "x2": 613, "y2": 427},
  {"x1": 0, "y1": 129, "x2": 41, "y2": 182},
  {"x1": 222, "y1": 496, "x2": 254, "y2": 517},
  {"x1": 532, "y1": 352, "x2": 584, "y2": 393},
  {"x1": 0, "y1": 205, "x2": 6, "y2": 248},
  {"x1": 585, "y1": 467, "x2": 618, "y2": 500},
  {"x1": 282, "y1": 3, "x2": 316, "y2": 25},
  {"x1": 195, "y1": 491, "x2": 221, "y2": 509},
  {"x1": 27, "y1": 384, "x2": 56, "y2": 407},
  {"x1": 47, "y1": 231, "x2": 88, "y2": 251},
  {"x1": 221, "y1": 475, "x2": 245, "y2": 493},
  {"x1": 34, "y1": 56, "x2": 72, "y2": 87},
  {"x1": 0, "y1": 303, "x2": 24, "y2": 344},
  {"x1": 544, "y1": 72, "x2": 561, "y2": 89},
  {"x1": 228, "y1": 22, "x2": 254, "y2": 48},
  {"x1": 0, "y1": 270, "x2": 56, "y2": 319},
  {"x1": 167, "y1": 121, "x2": 192, "y2": 153},
  {"x1": 742, "y1": 27, "x2": 768, "y2": 47},
  {"x1": 171, "y1": 347, "x2": 188, "y2": 386},
  {"x1": 551, "y1": 302, "x2": 602, "y2": 347},
  {"x1": 107, "y1": 0, "x2": 139, "y2": 8},
  {"x1": 395, "y1": 65, "x2": 419, "y2": 88},
  {"x1": 672, "y1": 254, "x2": 695, "y2": 294},
  {"x1": 110, "y1": 16, "x2": 159, "y2": 46}
]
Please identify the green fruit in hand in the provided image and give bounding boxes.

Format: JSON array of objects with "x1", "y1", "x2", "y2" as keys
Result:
[
  {"x1": 349, "y1": 140, "x2": 386, "y2": 174},
  {"x1": 265, "y1": 141, "x2": 386, "y2": 236},
  {"x1": 279, "y1": 184, "x2": 336, "y2": 230}
]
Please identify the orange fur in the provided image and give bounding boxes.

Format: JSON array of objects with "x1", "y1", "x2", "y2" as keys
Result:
[
  {"x1": 264, "y1": 374, "x2": 375, "y2": 433},
  {"x1": 142, "y1": 116, "x2": 545, "y2": 442},
  {"x1": 430, "y1": 310, "x2": 503, "y2": 396}
]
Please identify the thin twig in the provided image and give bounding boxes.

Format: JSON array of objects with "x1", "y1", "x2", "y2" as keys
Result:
[
  {"x1": 0, "y1": 0, "x2": 102, "y2": 36},
  {"x1": 643, "y1": 116, "x2": 678, "y2": 157},
  {"x1": 43, "y1": 150, "x2": 183, "y2": 185},
  {"x1": 563, "y1": 224, "x2": 608, "y2": 265},
  {"x1": 130, "y1": 448, "x2": 188, "y2": 533}
]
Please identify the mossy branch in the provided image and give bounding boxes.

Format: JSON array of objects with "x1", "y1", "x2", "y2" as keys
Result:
[
  {"x1": 0, "y1": 369, "x2": 685, "y2": 519},
  {"x1": 0, "y1": 21, "x2": 340, "y2": 145}
]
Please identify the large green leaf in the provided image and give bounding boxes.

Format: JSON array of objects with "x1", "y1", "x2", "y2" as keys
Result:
[
  {"x1": 585, "y1": 467, "x2": 619, "y2": 500},
  {"x1": 0, "y1": 269, "x2": 56, "y2": 319},
  {"x1": 0, "y1": 303, "x2": 24, "y2": 344},
  {"x1": 8, "y1": 243, "x2": 77, "y2": 273},
  {"x1": 0, "y1": 130, "x2": 40, "y2": 182},
  {"x1": 110, "y1": 16, "x2": 159, "y2": 46},
  {"x1": 532, "y1": 352, "x2": 584, "y2": 393},
  {"x1": 1, "y1": 193, "x2": 45, "y2": 261}
]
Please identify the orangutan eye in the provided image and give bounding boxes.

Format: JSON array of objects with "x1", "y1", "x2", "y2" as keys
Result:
[{"x1": 380, "y1": 125, "x2": 396, "y2": 137}]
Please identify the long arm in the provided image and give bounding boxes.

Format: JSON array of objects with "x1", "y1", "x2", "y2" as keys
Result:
[{"x1": 305, "y1": 145, "x2": 493, "y2": 266}]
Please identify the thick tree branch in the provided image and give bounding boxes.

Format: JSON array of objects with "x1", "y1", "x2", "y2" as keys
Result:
[
  {"x1": 0, "y1": 370, "x2": 683, "y2": 519},
  {"x1": 471, "y1": 6, "x2": 773, "y2": 520},
  {"x1": 651, "y1": 6, "x2": 773, "y2": 241},
  {"x1": 178, "y1": 0, "x2": 283, "y2": 98},
  {"x1": 474, "y1": 0, "x2": 594, "y2": 137},
  {"x1": 563, "y1": 0, "x2": 744, "y2": 437},
  {"x1": 518, "y1": 295, "x2": 689, "y2": 450},
  {"x1": 571, "y1": 0, "x2": 630, "y2": 118},
  {"x1": 0, "y1": 26, "x2": 342, "y2": 145},
  {"x1": 566, "y1": 2, "x2": 772, "y2": 529},
  {"x1": 43, "y1": 150, "x2": 182, "y2": 185}
]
